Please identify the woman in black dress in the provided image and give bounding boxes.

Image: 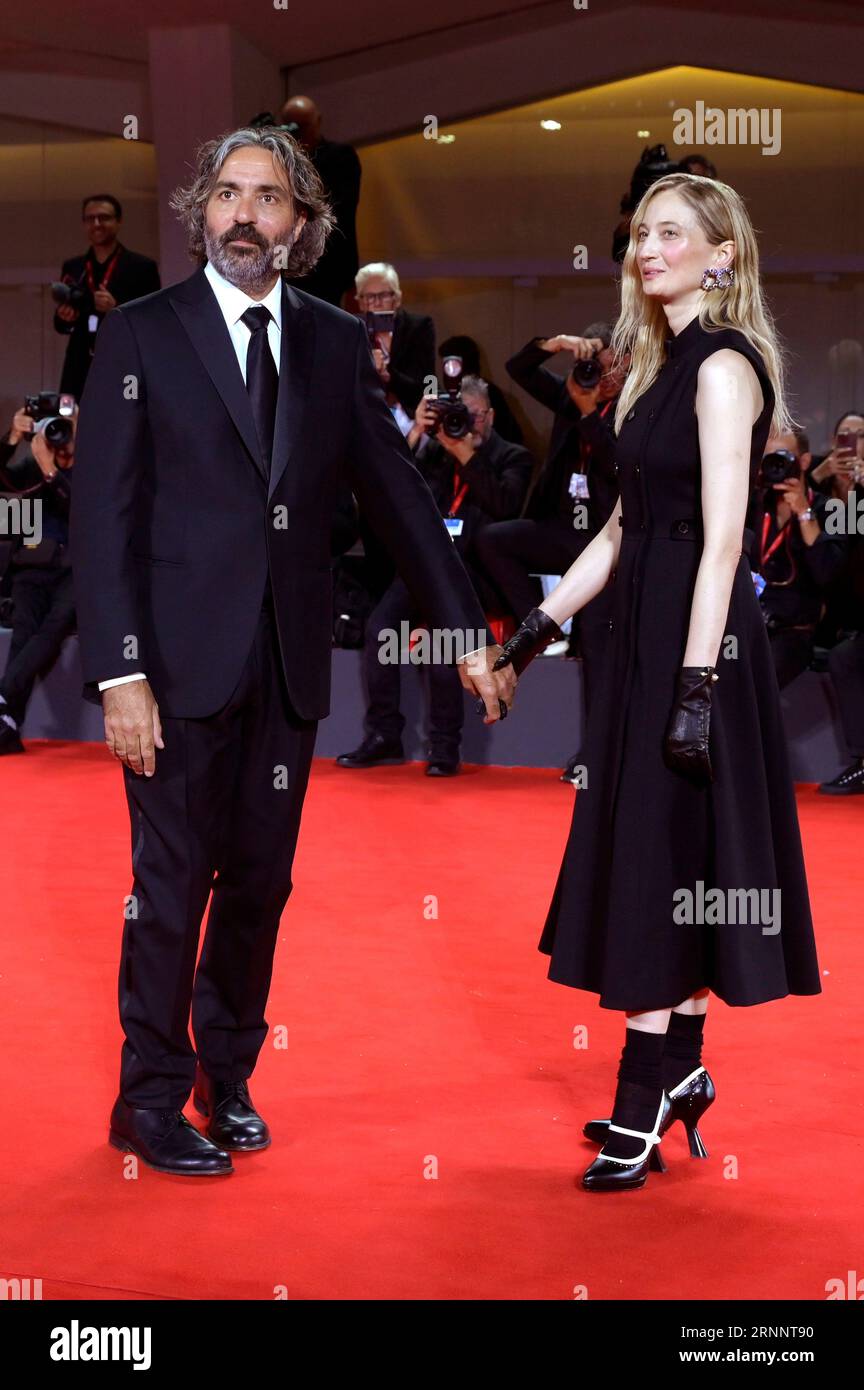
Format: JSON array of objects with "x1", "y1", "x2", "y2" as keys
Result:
[{"x1": 493, "y1": 174, "x2": 822, "y2": 1192}]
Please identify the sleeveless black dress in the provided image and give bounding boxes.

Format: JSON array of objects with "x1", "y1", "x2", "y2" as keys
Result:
[{"x1": 538, "y1": 314, "x2": 822, "y2": 1011}]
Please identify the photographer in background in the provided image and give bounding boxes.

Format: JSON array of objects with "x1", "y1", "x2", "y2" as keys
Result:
[
  {"x1": 438, "y1": 335, "x2": 524, "y2": 445},
  {"x1": 803, "y1": 413, "x2": 864, "y2": 795},
  {"x1": 477, "y1": 325, "x2": 626, "y2": 769},
  {"x1": 278, "y1": 95, "x2": 361, "y2": 308},
  {"x1": 0, "y1": 397, "x2": 77, "y2": 753},
  {"x1": 336, "y1": 374, "x2": 532, "y2": 776},
  {"x1": 53, "y1": 194, "x2": 160, "y2": 402},
  {"x1": 352, "y1": 261, "x2": 437, "y2": 602},
  {"x1": 355, "y1": 262, "x2": 435, "y2": 419},
  {"x1": 746, "y1": 431, "x2": 847, "y2": 690}
]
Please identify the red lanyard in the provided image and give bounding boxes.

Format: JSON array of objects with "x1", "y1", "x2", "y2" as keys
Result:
[
  {"x1": 84, "y1": 245, "x2": 121, "y2": 296},
  {"x1": 760, "y1": 510, "x2": 790, "y2": 567},
  {"x1": 449, "y1": 471, "x2": 469, "y2": 517}
]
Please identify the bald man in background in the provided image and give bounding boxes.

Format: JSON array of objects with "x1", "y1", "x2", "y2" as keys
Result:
[{"x1": 280, "y1": 95, "x2": 361, "y2": 308}]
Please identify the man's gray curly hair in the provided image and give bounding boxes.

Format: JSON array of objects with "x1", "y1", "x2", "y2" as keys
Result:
[{"x1": 168, "y1": 126, "x2": 336, "y2": 279}]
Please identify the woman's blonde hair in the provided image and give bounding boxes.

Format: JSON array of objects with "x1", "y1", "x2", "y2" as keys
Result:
[{"x1": 611, "y1": 173, "x2": 793, "y2": 436}]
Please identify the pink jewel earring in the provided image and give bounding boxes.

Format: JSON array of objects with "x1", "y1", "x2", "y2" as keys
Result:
[{"x1": 701, "y1": 265, "x2": 734, "y2": 290}]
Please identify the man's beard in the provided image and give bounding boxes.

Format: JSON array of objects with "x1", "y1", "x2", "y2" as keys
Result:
[{"x1": 204, "y1": 222, "x2": 291, "y2": 293}]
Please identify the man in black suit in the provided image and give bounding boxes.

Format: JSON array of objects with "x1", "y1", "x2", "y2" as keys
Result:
[
  {"x1": 71, "y1": 126, "x2": 515, "y2": 1178},
  {"x1": 53, "y1": 194, "x2": 161, "y2": 401}
]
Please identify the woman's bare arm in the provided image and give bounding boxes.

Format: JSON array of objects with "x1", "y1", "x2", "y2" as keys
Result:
[
  {"x1": 683, "y1": 350, "x2": 763, "y2": 667},
  {"x1": 539, "y1": 496, "x2": 623, "y2": 627}
]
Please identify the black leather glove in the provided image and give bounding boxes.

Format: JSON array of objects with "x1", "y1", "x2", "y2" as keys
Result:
[
  {"x1": 491, "y1": 606, "x2": 564, "y2": 677},
  {"x1": 663, "y1": 665, "x2": 718, "y2": 784}
]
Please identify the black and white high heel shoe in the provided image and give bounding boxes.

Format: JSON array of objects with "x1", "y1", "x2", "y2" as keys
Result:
[
  {"x1": 581, "y1": 1091, "x2": 672, "y2": 1192},
  {"x1": 583, "y1": 1066, "x2": 715, "y2": 1159}
]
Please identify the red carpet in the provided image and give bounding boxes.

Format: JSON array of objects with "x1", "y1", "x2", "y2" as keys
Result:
[{"x1": 0, "y1": 741, "x2": 860, "y2": 1301}]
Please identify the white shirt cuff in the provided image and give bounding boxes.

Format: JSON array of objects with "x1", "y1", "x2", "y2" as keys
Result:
[
  {"x1": 456, "y1": 645, "x2": 489, "y2": 666},
  {"x1": 98, "y1": 672, "x2": 146, "y2": 691}
]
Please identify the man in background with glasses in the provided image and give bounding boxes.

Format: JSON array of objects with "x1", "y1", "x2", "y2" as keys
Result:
[
  {"x1": 53, "y1": 194, "x2": 161, "y2": 402},
  {"x1": 353, "y1": 262, "x2": 437, "y2": 598}
]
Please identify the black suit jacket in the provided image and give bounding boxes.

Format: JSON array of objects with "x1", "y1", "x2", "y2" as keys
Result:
[
  {"x1": 54, "y1": 245, "x2": 161, "y2": 400},
  {"x1": 70, "y1": 266, "x2": 493, "y2": 720}
]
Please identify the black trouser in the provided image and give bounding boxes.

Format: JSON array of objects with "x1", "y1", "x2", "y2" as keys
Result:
[
  {"x1": 118, "y1": 596, "x2": 319, "y2": 1108},
  {"x1": 827, "y1": 632, "x2": 864, "y2": 756},
  {"x1": 0, "y1": 563, "x2": 76, "y2": 727},
  {"x1": 363, "y1": 574, "x2": 466, "y2": 758},
  {"x1": 767, "y1": 626, "x2": 816, "y2": 691},
  {"x1": 473, "y1": 516, "x2": 613, "y2": 717}
]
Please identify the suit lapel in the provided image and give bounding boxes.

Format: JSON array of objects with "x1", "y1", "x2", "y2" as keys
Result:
[
  {"x1": 268, "y1": 282, "x2": 315, "y2": 500},
  {"x1": 169, "y1": 266, "x2": 267, "y2": 483}
]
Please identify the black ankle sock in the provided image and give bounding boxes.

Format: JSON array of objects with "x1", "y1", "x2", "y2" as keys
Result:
[
  {"x1": 602, "y1": 1027, "x2": 667, "y2": 1161},
  {"x1": 662, "y1": 1011, "x2": 706, "y2": 1092}
]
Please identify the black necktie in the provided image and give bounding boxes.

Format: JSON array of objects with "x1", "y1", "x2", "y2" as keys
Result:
[{"x1": 240, "y1": 305, "x2": 278, "y2": 475}]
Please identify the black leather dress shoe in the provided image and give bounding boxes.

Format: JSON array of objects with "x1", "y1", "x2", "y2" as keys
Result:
[
  {"x1": 336, "y1": 733, "x2": 405, "y2": 768},
  {"x1": 0, "y1": 724, "x2": 25, "y2": 755},
  {"x1": 108, "y1": 1097, "x2": 233, "y2": 1175},
  {"x1": 193, "y1": 1066, "x2": 271, "y2": 1151},
  {"x1": 818, "y1": 758, "x2": 864, "y2": 795},
  {"x1": 425, "y1": 757, "x2": 460, "y2": 776}
]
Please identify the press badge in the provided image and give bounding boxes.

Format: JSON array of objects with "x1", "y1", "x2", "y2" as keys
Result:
[
  {"x1": 445, "y1": 518, "x2": 464, "y2": 539},
  {"x1": 569, "y1": 472, "x2": 590, "y2": 500},
  {"x1": 88, "y1": 314, "x2": 99, "y2": 333}
]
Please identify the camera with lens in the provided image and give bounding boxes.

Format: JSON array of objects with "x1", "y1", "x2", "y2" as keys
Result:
[
  {"x1": 23, "y1": 392, "x2": 76, "y2": 449},
  {"x1": 570, "y1": 355, "x2": 603, "y2": 390},
  {"x1": 759, "y1": 449, "x2": 801, "y2": 488},
  {"x1": 50, "y1": 279, "x2": 88, "y2": 311},
  {"x1": 423, "y1": 355, "x2": 473, "y2": 440}
]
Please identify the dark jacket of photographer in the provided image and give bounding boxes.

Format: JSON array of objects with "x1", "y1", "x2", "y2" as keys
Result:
[
  {"x1": 813, "y1": 485, "x2": 864, "y2": 636},
  {"x1": 505, "y1": 337, "x2": 618, "y2": 532},
  {"x1": 54, "y1": 245, "x2": 161, "y2": 401},
  {"x1": 0, "y1": 435, "x2": 73, "y2": 567},
  {"x1": 382, "y1": 309, "x2": 436, "y2": 415},
  {"x1": 412, "y1": 430, "x2": 533, "y2": 558},
  {"x1": 745, "y1": 489, "x2": 846, "y2": 629}
]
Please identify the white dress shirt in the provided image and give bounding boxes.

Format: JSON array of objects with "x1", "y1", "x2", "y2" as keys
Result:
[{"x1": 99, "y1": 261, "x2": 283, "y2": 692}]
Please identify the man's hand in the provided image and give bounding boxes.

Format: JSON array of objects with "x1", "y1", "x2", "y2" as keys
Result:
[
  {"x1": 56, "y1": 303, "x2": 79, "y2": 323},
  {"x1": 456, "y1": 644, "x2": 517, "y2": 723},
  {"x1": 30, "y1": 430, "x2": 58, "y2": 477},
  {"x1": 93, "y1": 287, "x2": 117, "y2": 315},
  {"x1": 538, "y1": 334, "x2": 605, "y2": 357},
  {"x1": 565, "y1": 377, "x2": 602, "y2": 416},
  {"x1": 371, "y1": 346, "x2": 390, "y2": 382},
  {"x1": 407, "y1": 395, "x2": 439, "y2": 449},
  {"x1": 102, "y1": 679, "x2": 164, "y2": 776},
  {"x1": 436, "y1": 430, "x2": 475, "y2": 466},
  {"x1": 7, "y1": 409, "x2": 34, "y2": 447},
  {"x1": 773, "y1": 475, "x2": 810, "y2": 515}
]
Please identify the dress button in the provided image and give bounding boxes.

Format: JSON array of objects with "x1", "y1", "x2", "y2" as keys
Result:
[
  {"x1": 640, "y1": 522, "x2": 646, "y2": 530},
  {"x1": 676, "y1": 520, "x2": 688, "y2": 535},
  {"x1": 635, "y1": 463, "x2": 641, "y2": 474},
  {"x1": 607, "y1": 620, "x2": 614, "y2": 631},
  {"x1": 626, "y1": 409, "x2": 636, "y2": 421}
]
